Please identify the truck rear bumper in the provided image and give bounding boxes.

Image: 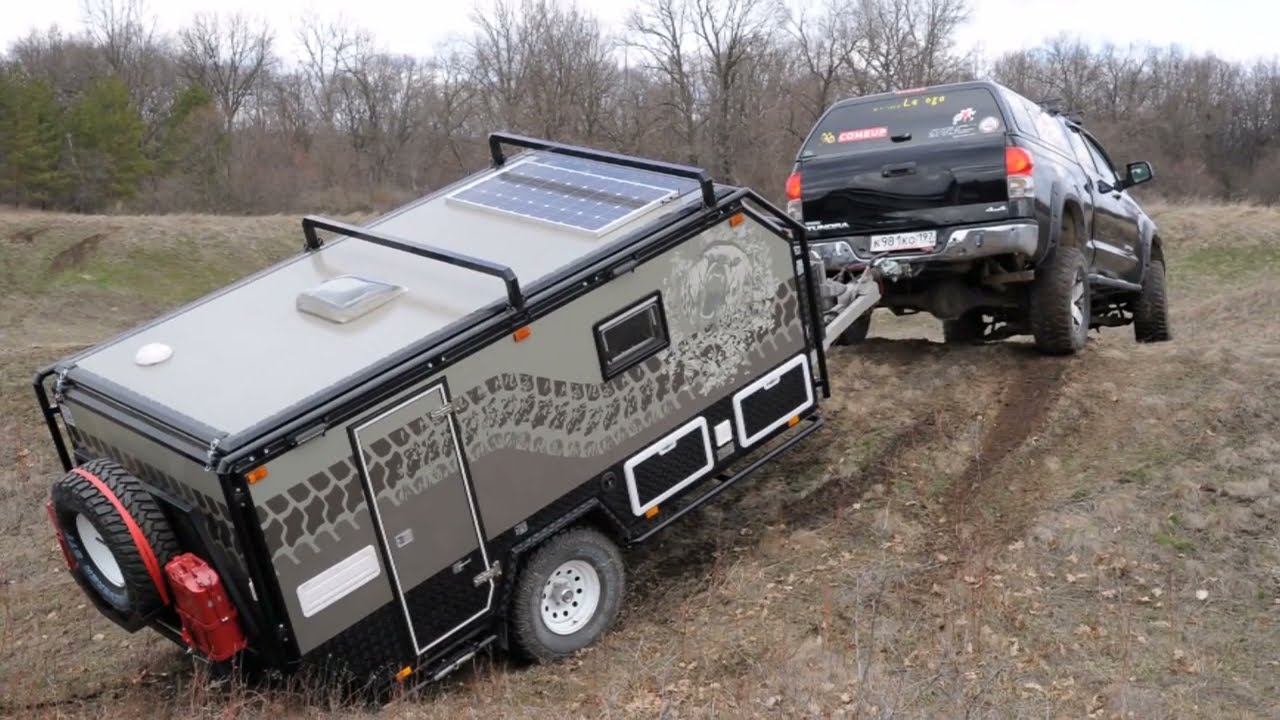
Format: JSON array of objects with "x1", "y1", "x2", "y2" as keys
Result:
[{"x1": 811, "y1": 222, "x2": 1040, "y2": 267}]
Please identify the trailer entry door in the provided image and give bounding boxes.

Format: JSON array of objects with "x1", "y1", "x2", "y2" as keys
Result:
[{"x1": 350, "y1": 381, "x2": 494, "y2": 657}]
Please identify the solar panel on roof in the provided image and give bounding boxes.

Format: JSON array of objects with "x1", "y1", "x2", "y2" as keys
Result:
[
  {"x1": 536, "y1": 153, "x2": 700, "y2": 194},
  {"x1": 445, "y1": 153, "x2": 694, "y2": 235}
]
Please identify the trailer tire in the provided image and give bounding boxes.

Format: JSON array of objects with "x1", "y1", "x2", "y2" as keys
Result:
[
  {"x1": 49, "y1": 458, "x2": 179, "y2": 627},
  {"x1": 510, "y1": 527, "x2": 625, "y2": 663}
]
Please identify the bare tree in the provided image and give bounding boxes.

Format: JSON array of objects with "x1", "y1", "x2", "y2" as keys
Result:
[
  {"x1": 176, "y1": 12, "x2": 274, "y2": 137},
  {"x1": 780, "y1": 0, "x2": 865, "y2": 130},
  {"x1": 856, "y1": 0, "x2": 971, "y2": 89},
  {"x1": 690, "y1": 0, "x2": 773, "y2": 180},
  {"x1": 625, "y1": 0, "x2": 702, "y2": 165}
]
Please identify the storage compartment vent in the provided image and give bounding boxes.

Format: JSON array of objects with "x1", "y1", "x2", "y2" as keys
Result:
[
  {"x1": 732, "y1": 354, "x2": 814, "y2": 448},
  {"x1": 296, "y1": 275, "x2": 404, "y2": 324},
  {"x1": 623, "y1": 417, "x2": 714, "y2": 516}
]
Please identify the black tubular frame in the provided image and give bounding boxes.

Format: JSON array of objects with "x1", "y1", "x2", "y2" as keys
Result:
[
  {"x1": 301, "y1": 215, "x2": 527, "y2": 314},
  {"x1": 34, "y1": 367, "x2": 73, "y2": 472},
  {"x1": 487, "y1": 132, "x2": 719, "y2": 211}
]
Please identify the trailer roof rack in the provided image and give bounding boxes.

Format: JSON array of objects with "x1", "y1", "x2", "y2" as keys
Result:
[{"x1": 300, "y1": 214, "x2": 526, "y2": 314}]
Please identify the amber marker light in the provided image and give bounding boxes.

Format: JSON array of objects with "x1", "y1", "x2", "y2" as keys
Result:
[{"x1": 246, "y1": 466, "x2": 268, "y2": 484}]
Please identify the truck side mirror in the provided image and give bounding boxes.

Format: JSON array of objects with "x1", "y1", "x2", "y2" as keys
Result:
[{"x1": 1123, "y1": 161, "x2": 1153, "y2": 188}]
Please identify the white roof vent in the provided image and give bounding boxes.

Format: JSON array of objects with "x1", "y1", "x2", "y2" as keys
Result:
[
  {"x1": 297, "y1": 275, "x2": 405, "y2": 324},
  {"x1": 134, "y1": 342, "x2": 173, "y2": 366}
]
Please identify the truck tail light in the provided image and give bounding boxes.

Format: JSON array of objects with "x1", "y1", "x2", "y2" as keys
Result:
[
  {"x1": 785, "y1": 172, "x2": 803, "y2": 220},
  {"x1": 1005, "y1": 146, "x2": 1035, "y2": 199}
]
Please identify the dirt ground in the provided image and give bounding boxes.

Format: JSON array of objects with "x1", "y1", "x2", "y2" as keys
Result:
[{"x1": 2, "y1": 201, "x2": 1279, "y2": 719}]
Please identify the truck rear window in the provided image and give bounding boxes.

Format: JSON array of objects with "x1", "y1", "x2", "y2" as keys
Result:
[{"x1": 801, "y1": 87, "x2": 1006, "y2": 156}]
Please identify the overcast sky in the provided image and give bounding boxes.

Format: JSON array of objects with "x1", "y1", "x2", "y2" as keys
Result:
[{"x1": 4, "y1": 0, "x2": 1276, "y2": 65}]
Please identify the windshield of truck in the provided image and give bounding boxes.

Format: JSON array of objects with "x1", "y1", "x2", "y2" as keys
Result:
[{"x1": 800, "y1": 87, "x2": 1007, "y2": 157}]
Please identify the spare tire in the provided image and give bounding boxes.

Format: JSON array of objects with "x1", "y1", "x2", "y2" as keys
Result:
[{"x1": 50, "y1": 458, "x2": 180, "y2": 628}]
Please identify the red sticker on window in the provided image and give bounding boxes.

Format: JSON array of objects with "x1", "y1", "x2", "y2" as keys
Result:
[{"x1": 837, "y1": 126, "x2": 889, "y2": 143}]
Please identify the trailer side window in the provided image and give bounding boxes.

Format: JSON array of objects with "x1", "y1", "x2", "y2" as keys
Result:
[{"x1": 594, "y1": 293, "x2": 669, "y2": 380}]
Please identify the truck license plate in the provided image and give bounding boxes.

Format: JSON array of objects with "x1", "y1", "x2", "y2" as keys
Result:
[{"x1": 869, "y1": 230, "x2": 936, "y2": 253}]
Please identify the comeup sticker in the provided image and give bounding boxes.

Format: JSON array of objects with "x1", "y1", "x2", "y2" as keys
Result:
[
  {"x1": 979, "y1": 116, "x2": 1001, "y2": 133},
  {"x1": 837, "y1": 126, "x2": 889, "y2": 143}
]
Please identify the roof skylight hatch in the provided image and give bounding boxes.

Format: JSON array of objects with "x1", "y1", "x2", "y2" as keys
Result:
[{"x1": 297, "y1": 274, "x2": 405, "y2": 323}]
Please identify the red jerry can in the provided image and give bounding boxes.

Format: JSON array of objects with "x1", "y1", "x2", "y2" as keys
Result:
[{"x1": 164, "y1": 553, "x2": 248, "y2": 662}]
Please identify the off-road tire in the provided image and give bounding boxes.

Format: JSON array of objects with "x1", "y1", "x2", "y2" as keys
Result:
[
  {"x1": 943, "y1": 310, "x2": 986, "y2": 344},
  {"x1": 832, "y1": 312, "x2": 871, "y2": 346},
  {"x1": 49, "y1": 458, "x2": 179, "y2": 626},
  {"x1": 1133, "y1": 259, "x2": 1171, "y2": 342},
  {"x1": 510, "y1": 526, "x2": 625, "y2": 664},
  {"x1": 1029, "y1": 245, "x2": 1090, "y2": 355}
]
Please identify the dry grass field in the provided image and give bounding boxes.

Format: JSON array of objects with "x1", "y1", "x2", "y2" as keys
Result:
[{"x1": 2, "y1": 201, "x2": 1279, "y2": 719}]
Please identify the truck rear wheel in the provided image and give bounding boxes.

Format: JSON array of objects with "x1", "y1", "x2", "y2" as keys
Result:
[
  {"x1": 510, "y1": 527, "x2": 625, "y2": 663},
  {"x1": 1029, "y1": 245, "x2": 1090, "y2": 355},
  {"x1": 1133, "y1": 259, "x2": 1171, "y2": 343},
  {"x1": 49, "y1": 458, "x2": 179, "y2": 628}
]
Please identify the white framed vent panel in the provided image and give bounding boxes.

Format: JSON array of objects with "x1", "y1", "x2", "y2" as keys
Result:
[
  {"x1": 296, "y1": 544, "x2": 382, "y2": 618},
  {"x1": 623, "y1": 416, "x2": 715, "y2": 516},
  {"x1": 732, "y1": 354, "x2": 815, "y2": 448}
]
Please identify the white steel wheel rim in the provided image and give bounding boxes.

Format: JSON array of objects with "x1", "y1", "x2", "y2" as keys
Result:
[
  {"x1": 75, "y1": 513, "x2": 125, "y2": 587},
  {"x1": 540, "y1": 559, "x2": 601, "y2": 636}
]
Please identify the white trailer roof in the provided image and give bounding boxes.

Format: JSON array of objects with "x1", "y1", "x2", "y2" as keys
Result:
[{"x1": 68, "y1": 148, "x2": 710, "y2": 438}]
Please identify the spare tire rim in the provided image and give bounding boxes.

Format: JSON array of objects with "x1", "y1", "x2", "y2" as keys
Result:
[
  {"x1": 75, "y1": 513, "x2": 125, "y2": 587},
  {"x1": 540, "y1": 559, "x2": 601, "y2": 636}
]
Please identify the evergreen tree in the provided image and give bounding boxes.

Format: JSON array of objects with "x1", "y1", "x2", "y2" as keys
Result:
[
  {"x1": 0, "y1": 71, "x2": 68, "y2": 206},
  {"x1": 66, "y1": 74, "x2": 151, "y2": 210}
]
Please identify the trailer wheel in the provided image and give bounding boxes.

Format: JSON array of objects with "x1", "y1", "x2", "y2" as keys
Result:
[
  {"x1": 49, "y1": 458, "x2": 179, "y2": 627},
  {"x1": 510, "y1": 527, "x2": 625, "y2": 663}
]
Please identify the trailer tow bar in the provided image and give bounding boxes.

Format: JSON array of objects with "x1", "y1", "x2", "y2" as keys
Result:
[{"x1": 819, "y1": 258, "x2": 898, "y2": 352}]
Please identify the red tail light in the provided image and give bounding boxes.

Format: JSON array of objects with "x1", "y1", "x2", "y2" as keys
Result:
[
  {"x1": 786, "y1": 172, "x2": 802, "y2": 200},
  {"x1": 1005, "y1": 147, "x2": 1034, "y2": 176}
]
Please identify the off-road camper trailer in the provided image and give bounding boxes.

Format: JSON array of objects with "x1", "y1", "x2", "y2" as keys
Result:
[{"x1": 34, "y1": 134, "x2": 882, "y2": 694}]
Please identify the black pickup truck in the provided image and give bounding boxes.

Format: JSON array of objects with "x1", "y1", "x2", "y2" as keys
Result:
[{"x1": 787, "y1": 79, "x2": 1171, "y2": 354}]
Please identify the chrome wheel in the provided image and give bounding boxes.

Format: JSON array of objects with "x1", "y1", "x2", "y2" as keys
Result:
[
  {"x1": 540, "y1": 559, "x2": 601, "y2": 635},
  {"x1": 1070, "y1": 271, "x2": 1086, "y2": 334}
]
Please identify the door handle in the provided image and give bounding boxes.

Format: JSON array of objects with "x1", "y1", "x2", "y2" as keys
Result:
[{"x1": 881, "y1": 162, "x2": 917, "y2": 177}]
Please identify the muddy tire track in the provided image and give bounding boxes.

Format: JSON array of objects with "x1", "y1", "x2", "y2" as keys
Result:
[
  {"x1": 926, "y1": 355, "x2": 1073, "y2": 586},
  {"x1": 47, "y1": 232, "x2": 109, "y2": 274}
]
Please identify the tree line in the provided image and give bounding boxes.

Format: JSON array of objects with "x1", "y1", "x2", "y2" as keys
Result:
[{"x1": 2, "y1": 0, "x2": 1278, "y2": 215}]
